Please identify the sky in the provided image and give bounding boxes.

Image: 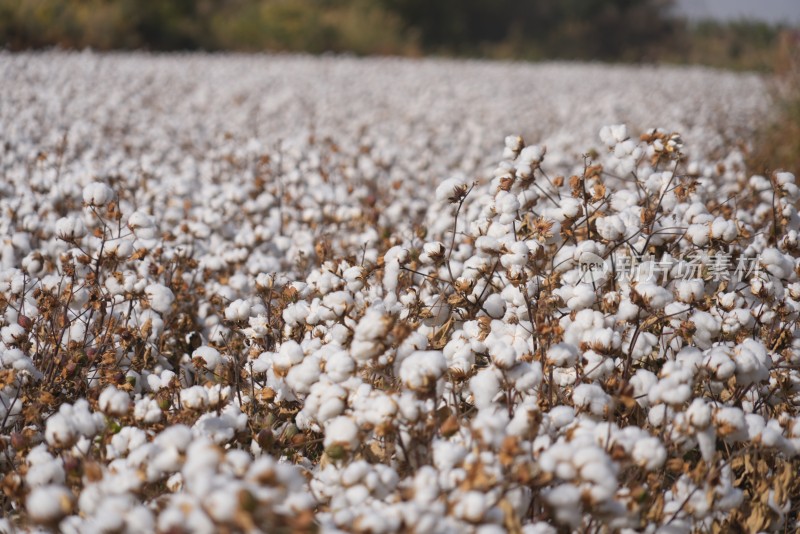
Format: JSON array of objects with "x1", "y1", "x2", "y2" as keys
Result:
[{"x1": 674, "y1": 0, "x2": 800, "y2": 25}]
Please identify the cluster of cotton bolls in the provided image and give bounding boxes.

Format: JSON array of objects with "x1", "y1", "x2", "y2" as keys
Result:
[{"x1": 0, "y1": 52, "x2": 798, "y2": 533}]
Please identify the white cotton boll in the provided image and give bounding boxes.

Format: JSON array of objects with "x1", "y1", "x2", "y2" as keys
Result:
[
  {"x1": 400, "y1": 351, "x2": 446, "y2": 391},
  {"x1": 45, "y1": 413, "x2": 76, "y2": 448},
  {"x1": 286, "y1": 356, "x2": 321, "y2": 394},
  {"x1": 274, "y1": 340, "x2": 304, "y2": 371},
  {"x1": 470, "y1": 367, "x2": 502, "y2": 409},
  {"x1": 26, "y1": 485, "x2": 73, "y2": 524},
  {"x1": 509, "y1": 361, "x2": 543, "y2": 392},
  {"x1": 453, "y1": 491, "x2": 488, "y2": 522},
  {"x1": 82, "y1": 182, "x2": 115, "y2": 207},
  {"x1": 98, "y1": 386, "x2": 130, "y2": 416},
  {"x1": 685, "y1": 223, "x2": 709, "y2": 246},
  {"x1": 547, "y1": 406, "x2": 576, "y2": 429},
  {"x1": 557, "y1": 283, "x2": 596, "y2": 311},
  {"x1": 134, "y1": 397, "x2": 163, "y2": 424},
  {"x1": 224, "y1": 299, "x2": 251, "y2": 321},
  {"x1": 759, "y1": 247, "x2": 794, "y2": 279},
  {"x1": 703, "y1": 347, "x2": 736, "y2": 382},
  {"x1": 686, "y1": 398, "x2": 712, "y2": 429},
  {"x1": 324, "y1": 416, "x2": 359, "y2": 450},
  {"x1": 1, "y1": 324, "x2": 26, "y2": 345},
  {"x1": 616, "y1": 299, "x2": 639, "y2": 322},
  {"x1": 715, "y1": 407, "x2": 748, "y2": 442},
  {"x1": 595, "y1": 215, "x2": 626, "y2": 241},
  {"x1": 547, "y1": 343, "x2": 578, "y2": 367},
  {"x1": 545, "y1": 484, "x2": 582, "y2": 527},
  {"x1": 675, "y1": 279, "x2": 704, "y2": 303},
  {"x1": 26, "y1": 446, "x2": 65, "y2": 487},
  {"x1": 180, "y1": 386, "x2": 209, "y2": 410},
  {"x1": 482, "y1": 293, "x2": 506, "y2": 319},
  {"x1": 630, "y1": 369, "x2": 657, "y2": 407},
  {"x1": 572, "y1": 383, "x2": 612, "y2": 416},
  {"x1": 632, "y1": 437, "x2": 666, "y2": 470},
  {"x1": 128, "y1": 211, "x2": 155, "y2": 231},
  {"x1": 489, "y1": 341, "x2": 517, "y2": 369},
  {"x1": 324, "y1": 350, "x2": 355, "y2": 382},
  {"x1": 144, "y1": 284, "x2": 174, "y2": 314},
  {"x1": 55, "y1": 216, "x2": 87, "y2": 241},
  {"x1": 634, "y1": 282, "x2": 672, "y2": 309},
  {"x1": 732, "y1": 339, "x2": 770, "y2": 385},
  {"x1": 192, "y1": 346, "x2": 222, "y2": 371},
  {"x1": 710, "y1": 217, "x2": 738, "y2": 242},
  {"x1": 558, "y1": 198, "x2": 582, "y2": 220},
  {"x1": 436, "y1": 176, "x2": 468, "y2": 203}
]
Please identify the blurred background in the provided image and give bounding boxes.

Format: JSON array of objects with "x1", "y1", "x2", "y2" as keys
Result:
[{"x1": 1, "y1": 0, "x2": 798, "y2": 71}]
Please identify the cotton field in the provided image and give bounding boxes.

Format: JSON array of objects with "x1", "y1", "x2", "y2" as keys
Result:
[{"x1": 1, "y1": 52, "x2": 798, "y2": 533}]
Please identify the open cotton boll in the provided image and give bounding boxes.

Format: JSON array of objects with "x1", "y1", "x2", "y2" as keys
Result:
[
  {"x1": 547, "y1": 343, "x2": 578, "y2": 367},
  {"x1": 26, "y1": 485, "x2": 73, "y2": 524},
  {"x1": 400, "y1": 351, "x2": 446, "y2": 392},
  {"x1": 759, "y1": 247, "x2": 795, "y2": 279},
  {"x1": 710, "y1": 217, "x2": 738, "y2": 242},
  {"x1": 82, "y1": 182, "x2": 115, "y2": 207},
  {"x1": 572, "y1": 383, "x2": 612, "y2": 416},
  {"x1": 98, "y1": 386, "x2": 131, "y2": 416},
  {"x1": 180, "y1": 386, "x2": 209, "y2": 410},
  {"x1": 631, "y1": 437, "x2": 666, "y2": 470},
  {"x1": 55, "y1": 216, "x2": 87, "y2": 241},
  {"x1": 435, "y1": 176, "x2": 468, "y2": 203},
  {"x1": 273, "y1": 340, "x2": 305, "y2": 372},
  {"x1": 674, "y1": 279, "x2": 705, "y2": 303},
  {"x1": 633, "y1": 282, "x2": 672, "y2": 309},
  {"x1": 134, "y1": 397, "x2": 163, "y2": 424},
  {"x1": 192, "y1": 346, "x2": 222, "y2": 371},
  {"x1": 470, "y1": 367, "x2": 502, "y2": 409},
  {"x1": 599, "y1": 124, "x2": 628, "y2": 146},
  {"x1": 482, "y1": 293, "x2": 506, "y2": 319},
  {"x1": 324, "y1": 416, "x2": 359, "y2": 450},
  {"x1": 732, "y1": 339, "x2": 770, "y2": 385},
  {"x1": 144, "y1": 284, "x2": 174, "y2": 314},
  {"x1": 224, "y1": 299, "x2": 251, "y2": 321}
]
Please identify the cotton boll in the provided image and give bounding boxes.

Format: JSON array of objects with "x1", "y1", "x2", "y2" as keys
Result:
[
  {"x1": 547, "y1": 343, "x2": 578, "y2": 367},
  {"x1": 273, "y1": 340, "x2": 304, "y2": 372},
  {"x1": 144, "y1": 284, "x2": 174, "y2": 314},
  {"x1": 630, "y1": 369, "x2": 657, "y2": 407},
  {"x1": 324, "y1": 350, "x2": 355, "y2": 383},
  {"x1": 192, "y1": 346, "x2": 222, "y2": 371},
  {"x1": 632, "y1": 437, "x2": 666, "y2": 470},
  {"x1": 181, "y1": 386, "x2": 209, "y2": 410},
  {"x1": 453, "y1": 491, "x2": 488, "y2": 522},
  {"x1": 732, "y1": 339, "x2": 770, "y2": 385},
  {"x1": 545, "y1": 484, "x2": 582, "y2": 527},
  {"x1": 45, "y1": 413, "x2": 76, "y2": 448},
  {"x1": 435, "y1": 176, "x2": 468, "y2": 203},
  {"x1": 482, "y1": 293, "x2": 506, "y2": 319},
  {"x1": 715, "y1": 407, "x2": 748, "y2": 442},
  {"x1": 224, "y1": 299, "x2": 251, "y2": 321},
  {"x1": 286, "y1": 356, "x2": 322, "y2": 394},
  {"x1": 759, "y1": 247, "x2": 794, "y2": 279},
  {"x1": 55, "y1": 216, "x2": 87, "y2": 241},
  {"x1": 82, "y1": 182, "x2": 115, "y2": 207},
  {"x1": 98, "y1": 386, "x2": 131, "y2": 416},
  {"x1": 400, "y1": 351, "x2": 446, "y2": 392},
  {"x1": 26, "y1": 485, "x2": 73, "y2": 524},
  {"x1": 633, "y1": 282, "x2": 672, "y2": 309},
  {"x1": 675, "y1": 279, "x2": 704, "y2": 303},
  {"x1": 470, "y1": 367, "x2": 502, "y2": 409},
  {"x1": 134, "y1": 397, "x2": 163, "y2": 424},
  {"x1": 324, "y1": 416, "x2": 359, "y2": 450},
  {"x1": 572, "y1": 383, "x2": 612, "y2": 416}
]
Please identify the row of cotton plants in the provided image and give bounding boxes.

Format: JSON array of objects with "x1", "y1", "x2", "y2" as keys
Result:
[{"x1": 0, "y1": 53, "x2": 797, "y2": 533}]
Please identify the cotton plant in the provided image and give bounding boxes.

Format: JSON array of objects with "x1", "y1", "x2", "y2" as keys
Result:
[{"x1": 0, "y1": 52, "x2": 798, "y2": 533}]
